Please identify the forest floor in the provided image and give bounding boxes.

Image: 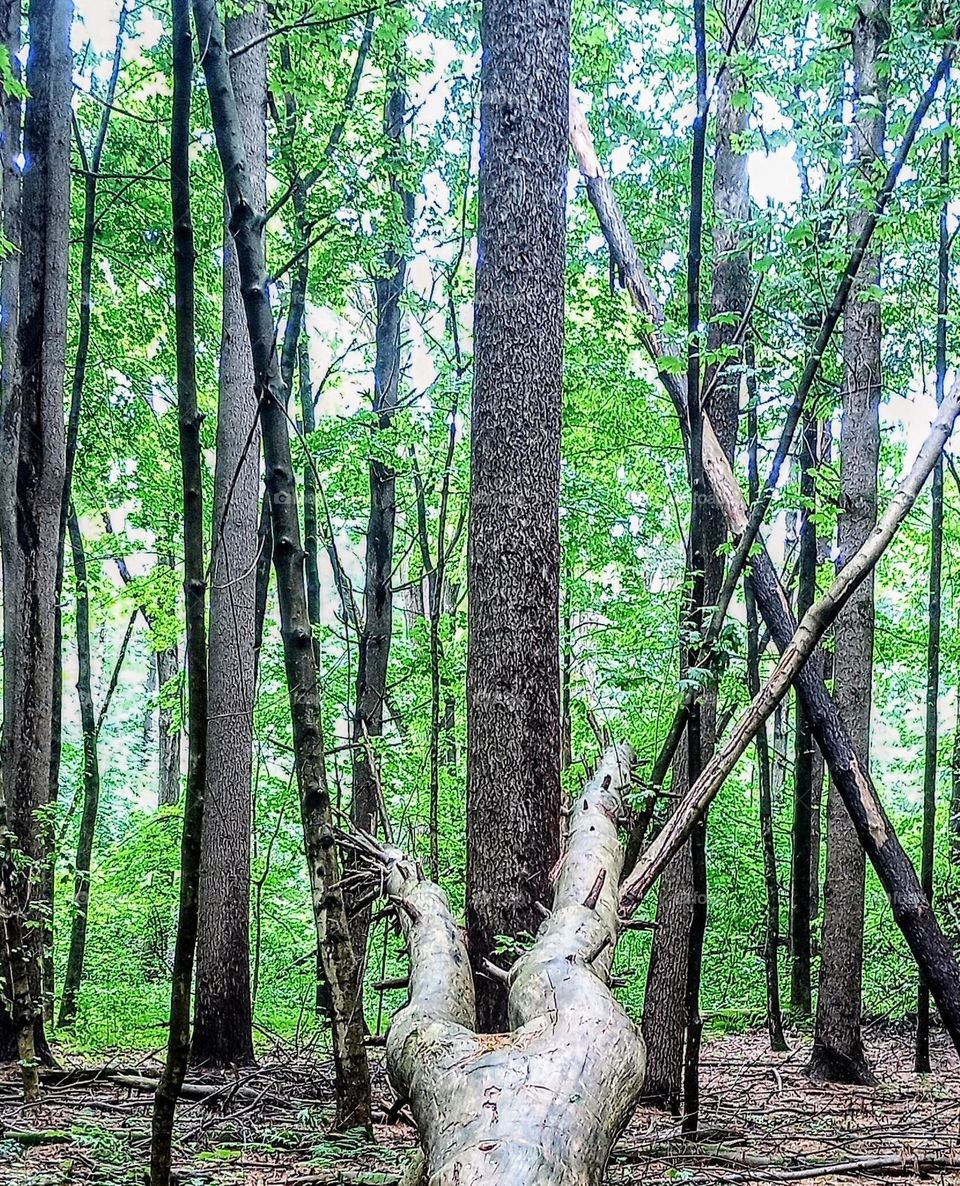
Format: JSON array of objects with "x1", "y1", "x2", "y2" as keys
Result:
[{"x1": 1, "y1": 1024, "x2": 959, "y2": 1185}]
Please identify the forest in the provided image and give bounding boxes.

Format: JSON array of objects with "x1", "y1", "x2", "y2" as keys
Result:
[{"x1": 2, "y1": 0, "x2": 960, "y2": 1182}]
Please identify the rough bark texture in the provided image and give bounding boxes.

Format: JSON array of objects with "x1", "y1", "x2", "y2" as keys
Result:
[
  {"x1": 192, "y1": 0, "x2": 266, "y2": 1070},
  {"x1": 386, "y1": 747, "x2": 645, "y2": 1185},
  {"x1": 0, "y1": 0, "x2": 72, "y2": 1063},
  {"x1": 191, "y1": 0, "x2": 371, "y2": 1128},
  {"x1": 466, "y1": 0, "x2": 568, "y2": 1034},
  {"x1": 811, "y1": 0, "x2": 889, "y2": 1086},
  {"x1": 641, "y1": 737, "x2": 693, "y2": 1110}
]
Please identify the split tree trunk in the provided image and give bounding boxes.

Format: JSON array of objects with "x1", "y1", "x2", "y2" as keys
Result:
[
  {"x1": 384, "y1": 747, "x2": 646, "y2": 1185},
  {"x1": 466, "y1": 0, "x2": 568, "y2": 1033},
  {"x1": 192, "y1": 0, "x2": 266, "y2": 1070},
  {"x1": 811, "y1": 0, "x2": 889, "y2": 1086},
  {"x1": 191, "y1": 0, "x2": 371, "y2": 1128}
]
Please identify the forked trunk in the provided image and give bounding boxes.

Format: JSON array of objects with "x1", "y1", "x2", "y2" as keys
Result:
[{"x1": 382, "y1": 747, "x2": 645, "y2": 1185}]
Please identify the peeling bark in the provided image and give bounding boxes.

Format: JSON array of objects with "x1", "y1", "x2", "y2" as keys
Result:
[{"x1": 384, "y1": 747, "x2": 645, "y2": 1185}]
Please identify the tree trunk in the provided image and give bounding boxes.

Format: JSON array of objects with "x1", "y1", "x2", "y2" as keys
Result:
[
  {"x1": 57, "y1": 507, "x2": 103, "y2": 1028},
  {"x1": 791, "y1": 412, "x2": 819, "y2": 1016},
  {"x1": 348, "y1": 78, "x2": 412, "y2": 968},
  {"x1": 0, "y1": 0, "x2": 72, "y2": 1066},
  {"x1": 192, "y1": 0, "x2": 266, "y2": 1071},
  {"x1": 157, "y1": 645, "x2": 182, "y2": 807},
  {"x1": 811, "y1": 0, "x2": 889, "y2": 1087},
  {"x1": 746, "y1": 403, "x2": 787, "y2": 1052},
  {"x1": 641, "y1": 735, "x2": 693, "y2": 1111},
  {"x1": 386, "y1": 747, "x2": 646, "y2": 1185},
  {"x1": 150, "y1": 2, "x2": 209, "y2": 1178},
  {"x1": 191, "y1": 0, "x2": 371, "y2": 1129},
  {"x1": 466, "y1": 0, "x2": 568, "y2": 1034},
  {"x1": 916, "y1": 68, "x2": 949, "y2": 1075}
]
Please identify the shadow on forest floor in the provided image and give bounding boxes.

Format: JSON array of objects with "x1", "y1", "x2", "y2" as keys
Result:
[{"x1": 1, "y1": 1026, "x2": 959, "y2": 1184}]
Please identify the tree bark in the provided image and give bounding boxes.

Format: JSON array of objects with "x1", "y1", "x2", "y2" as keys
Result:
[
  {"x1": 811, "y1": 0, "x2": 889, "y2": 1087},
  {"x1": 466, "y1": 0, "x2": 568, "y2": 1034},
  {"x1": 57, "y1": 507, "x2": 103, "y2": 1029},
  {"x1": 192, "y1": 0, "x2": 266, "y2": 1071},
  {"x1": 790, "y1": 411, "x2": 819, "y2": 1016},
  {"x1": 348, "y1": 78, "x2": 413, "y2": 971},
  {"x1": 150, "y1": 1, "x2": 209, "y2": 1178},
  {"x1": 385, "y1": 747, "x2": 646, "y2": 1185},
  {"x1": 746, "y1": 403, "x2": 787, "y2": 1053},
  {"x1": 190, "y1": 0, "x2": 371, "y2": 1129},
  {"x1": 0, "y1": 0, "x2": 72, "y2": 1066},
  {"x1": 916, "y1": 67, "x2": 949, "y2": 1075},
  {"x1": 156, "y1": 644, "x2": 182, "y2": 807}
]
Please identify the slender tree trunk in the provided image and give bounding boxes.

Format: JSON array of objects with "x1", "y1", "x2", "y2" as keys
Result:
[
  {"x1": 191, "y1": 0, "x2": 371, "y2": 1128},
  {"x1": 348, "y1": 79, "x2": 413, "y2": 969},
  {"x1": 916, "y1": 69, "x2": 949, "y2": 1075},
  {"x1": 192, "y1": 0, "x2": 266, "y2": 1070},
  {"x1": 57, "y1": 507, "x2": 103, "y2": 1028},
  {"x1": 466, "y1": 0, "x2": 568, "y2": 1034},
  {"x1": 811, "y1": 0, "x2": 889, "y2": 1087},
  {"x1": 791, "y1": 412, "x2": 819, "y2": 1016},
  {"x1": 157, "y1": 645, "x2": 182, "y2": 807},
  {"x1": 0, "y1": 0, "x2": 72, "y2": 1066},
  {"x1": 44, "y1": 1, "x2": 129, "y2": 1029},
  {"x1": 0, "y1": 0, "x2": 22, "y2": 1064},
  {"x1": 150, "y1": 1, "x2": 209, "y2": 1178},
  {"x1": 746, "y1": 404, "x2": 787, "y2": 1052}
]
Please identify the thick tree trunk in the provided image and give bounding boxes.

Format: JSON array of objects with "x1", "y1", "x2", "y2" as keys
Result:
[
  {"x1": 192, "y1": 0, "x2": 266, "y2": 1071},
  {"x1": 385, "y1": 747, "x2": 645, "y2": 1185},
  {"x1": 150, "y1": 3, "x2": 209, "y2": 1179},
  {"x1": 348, "y1": 80, "x2": 412, "y2": 968},
  {"x1": 811, "y1": 0, "x2": 889, "y2": 1087},
  {"x1": 466, "y1": 0, "x2": 568, "y2": 1034},
  {"x1": 0, "y1": 0, "x2": 72, "y2": 1066},
  {"x1": 191, "y1": 0, "x2": 371, "y2": 1128},
  {"x1": 58, "y1": 507, "x2": 103, "y2": 1028},
  {"x1": 916, "y1": 71, "x2": 949, "y2": 1074}
]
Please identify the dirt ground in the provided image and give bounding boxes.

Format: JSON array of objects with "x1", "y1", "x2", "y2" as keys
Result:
[{"x1": 2, "y1": 1024, "x2": 959, "y2": 1184}]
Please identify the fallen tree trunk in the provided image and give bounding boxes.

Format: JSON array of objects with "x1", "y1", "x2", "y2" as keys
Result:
[{"x1": 379, "y1": 746, "x2": 645, "y2": 1185}]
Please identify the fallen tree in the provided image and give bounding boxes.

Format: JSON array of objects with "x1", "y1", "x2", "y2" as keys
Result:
[
  {"x1": 356, "y1": 384, "x2": 960, "y2": 1183},
  {"x1": 377, "y1": 745, "x2": 645, "y2": 1186}
]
